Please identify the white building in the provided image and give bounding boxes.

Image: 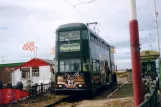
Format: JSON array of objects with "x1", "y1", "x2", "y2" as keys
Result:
[{"x1": 11, "y1": 58, "x2": 55, "y2": 87}]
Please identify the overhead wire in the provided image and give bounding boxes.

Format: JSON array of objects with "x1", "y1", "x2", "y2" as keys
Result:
[
  {"x1": 63, "y1": 0, "x2": 103, "y2": 37},
  {"x1": 63, "y1": 0, "x2": 90, "y2": 21},
  {"x1": 63, "y1": 0, "x2": 102, "y2": 34},
  {"x1": 73, "y1": 0, "x2": 96, "y2": 7},
  {"x1": 139, "y1": 26, "x2": 160, "y2": 32}
]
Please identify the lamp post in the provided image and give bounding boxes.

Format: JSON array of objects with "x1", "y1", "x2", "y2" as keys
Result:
[
  {"x1": 153, "y1": 0, "x2": 161, "y2": 86},
  {"x1": 129, "y1": 0, "x2": 144, "y2": 106}
]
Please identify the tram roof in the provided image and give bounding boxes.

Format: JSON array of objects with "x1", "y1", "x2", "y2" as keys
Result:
[
  {"x1": 140, "y1": 50, "x2": 160, "y2": 61},
  {"x1": 56, "y1": 23, "x2": 113, "y2": 48}
]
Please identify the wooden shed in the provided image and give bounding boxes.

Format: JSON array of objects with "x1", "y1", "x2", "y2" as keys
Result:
[{"x1": 0, "y1": 62, "x2": 24, "y2": 84}]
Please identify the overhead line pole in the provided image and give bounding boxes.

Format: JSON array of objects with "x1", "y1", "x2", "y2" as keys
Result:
[
  {"x1": 153, "y1": 0, "x2": 161, "y2": 86},
  {"x1": 129, "y1": 0, "x2": 144, "y2": 106},
  {"x1": 153, "y1": 0, "x2": 160, "y2": 53}
]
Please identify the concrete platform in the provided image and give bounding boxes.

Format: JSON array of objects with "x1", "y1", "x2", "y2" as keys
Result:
[{"x1": 109, "y1": 82, "x2": 133, "y2": 99}]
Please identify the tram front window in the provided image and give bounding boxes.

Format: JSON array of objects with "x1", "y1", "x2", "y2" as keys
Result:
[{"x1": 60, "y1": 59, "x2": 81, "y2": 72}]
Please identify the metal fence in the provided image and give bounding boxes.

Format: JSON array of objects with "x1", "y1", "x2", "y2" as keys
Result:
[
  {"x1": 29, "y1": 82, "x2": 55, "y2": 97},
  {"x1": 138, "y1": 80, "x2": 158, "y2": 107}
]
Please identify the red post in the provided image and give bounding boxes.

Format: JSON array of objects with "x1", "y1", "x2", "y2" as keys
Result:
[
  {"x1": 129, "y1": 0, "x2": 144, "y2": 106},
  {"x1": 129, "y1": 20, "x2": 144, "y2": 106}
]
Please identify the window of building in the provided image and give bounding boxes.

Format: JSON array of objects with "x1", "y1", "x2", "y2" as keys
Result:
[
  {"x1": 21, "y1": 68, "x2": 30, "y2": 79},
  {"x1": 32, "y1": 68, "x2": 39, "y2": 77}
]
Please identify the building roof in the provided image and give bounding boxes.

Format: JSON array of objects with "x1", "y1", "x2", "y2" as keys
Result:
[
  {"x1": 13, "y1": 58, "x2": 54, "y2": 72},
  {"x1": 0, "y1": 62, "x2": 25, "y2": 68},
  {"x1": 40, "y1": 59, "x2": 55, "y2": 65}
]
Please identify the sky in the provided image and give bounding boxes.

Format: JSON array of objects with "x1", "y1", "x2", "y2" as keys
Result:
[{"x1": 0, "y1": 0, "x2": 161, "y2": 69}]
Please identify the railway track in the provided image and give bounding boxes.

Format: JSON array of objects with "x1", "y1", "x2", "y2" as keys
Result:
[
  {"x1": 44, "y1": 94, "x2": 89, "y2": 107},
  {"x1": 44, "y1": 95, "x2": 72, "y2": 107},
  {"x1": 44, "y1": 86, "x2": 122, "y2": 107},
  {"x1": 43, "y1": 95, "x2": 71, "y2": 107},
  {"x1": 44, "y1": 78, "x2": 127, "y2": 107}
]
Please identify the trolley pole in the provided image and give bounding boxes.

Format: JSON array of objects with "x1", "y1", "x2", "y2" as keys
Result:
[{"x1": 129, "y1": 0, "x2": 144, "y2": 106}]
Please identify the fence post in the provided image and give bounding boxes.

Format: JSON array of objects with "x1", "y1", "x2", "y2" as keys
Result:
[
  {"x1": 49, "y1": 82, "x2": 51, "y2": 93},
  {"x1": 155, "y1": 88, "x2": 158, "y2": 107},
  {"x1": 32, "y1": 86, "x2": 34, "y2": 96},
  {"x1": 41, "y1": 83, "x2": 43, "y2": 95}
]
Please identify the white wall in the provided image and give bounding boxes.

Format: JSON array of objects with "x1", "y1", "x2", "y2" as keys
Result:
[
  {"x1": 31, "y1": 65, "x2": 51, "y2": 85},
  {"x1": 11, "y1": 66, "x2": 52, "y2": 86},
  {"x1": 12, "y1": 69, "x2": 21, "y2": 86},
  {"x1": 39, "y1": 65, "x2": 51, "y2": 84}
]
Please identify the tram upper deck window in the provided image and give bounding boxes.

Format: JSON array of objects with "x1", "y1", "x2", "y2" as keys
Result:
[
  {"x1": 98, "y1": 40, "x2": 101, "y2": 46},
  {"x1": 90, "y1": 33, "x2": 95, "y2": 42},
  {"x1": 94, "y1": 37, "x2": 98, "y2": 44},
  {"x1": 103, "y1": 43, "x2": 105, "y2": 48},
  {"x1": 59, "y1": 31, "x2": 80, "y2": 41}
]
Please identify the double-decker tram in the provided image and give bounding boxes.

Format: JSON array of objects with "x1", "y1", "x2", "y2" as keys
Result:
[{"x1": 54, "y1": 23, "x2": 114, "y2": 95}]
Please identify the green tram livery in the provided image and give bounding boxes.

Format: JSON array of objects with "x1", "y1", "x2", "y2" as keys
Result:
[{"x1": 54, "y1": 23, "x2": 115, "y2": 95}]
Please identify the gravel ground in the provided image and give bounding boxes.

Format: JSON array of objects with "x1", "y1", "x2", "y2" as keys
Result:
[
  {"x1": 7, "y1": 94, "x2": 68, "y2": 107},
  {"x1": 7, "y1": 77, "x2": 133, "y2": 107},
  {"x1": 74, "y1": 97, "x2": 134, "y2": 107},
  {"x1": 56, "y1": 77, "x2": 134, "y2": 107}
]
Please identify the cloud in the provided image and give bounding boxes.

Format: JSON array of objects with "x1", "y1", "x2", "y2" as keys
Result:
[
  {"x1": 116, "y1": 59, "x2": 131, "y2": 69},
  {"x1": 0, "y1": 0, "x2": 161, "y2": 69},
  {"x1": 0, "y1": 5, "x2": 32, "y2": 18}
]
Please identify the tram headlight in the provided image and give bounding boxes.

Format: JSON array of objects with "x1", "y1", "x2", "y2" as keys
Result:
[
  {"x1": 78, "y1": 84, "x2": 82, "y2": 87},
  {"x1": 58, "y1": 85, "x2": 63, "y2": 87}
]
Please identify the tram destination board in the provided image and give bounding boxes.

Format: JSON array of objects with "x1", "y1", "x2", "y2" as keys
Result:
[{"x1": 60, "y1": 43, "x2": 80, "y2": 52}]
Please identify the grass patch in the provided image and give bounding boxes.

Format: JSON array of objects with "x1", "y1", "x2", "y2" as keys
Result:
[{"x1": 117, "y1": 72, "x2": 131, "y2": 78}]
